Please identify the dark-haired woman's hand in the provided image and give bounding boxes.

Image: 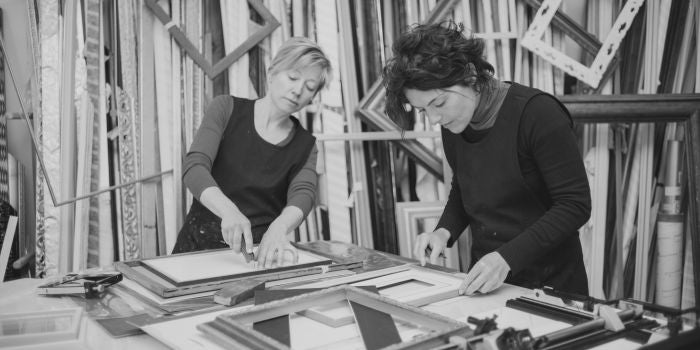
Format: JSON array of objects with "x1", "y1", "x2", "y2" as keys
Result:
[
  {"x1": 459, "y1": 252, "x2": 510, "y2": 295},
  {"x1": 412, "y1": 228, "x2": 451, "y2": 266}
]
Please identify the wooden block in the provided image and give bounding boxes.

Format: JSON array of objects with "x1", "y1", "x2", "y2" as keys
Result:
[
  {"x1": 214, "y1": 279, "x2": 266, "y2": 306},
  {"x1": 598, "y1": 305, "x2": 625, "y2": 332}
]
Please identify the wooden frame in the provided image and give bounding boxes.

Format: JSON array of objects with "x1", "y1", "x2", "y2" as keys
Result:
[
  {"x1": 395, "y1": 201, "x2": 460, "y2": 270},
  {"x1": 145, "y1": 0, "x2": 279, "y2": 78},
  {"x1": 560, "y1": 93, "x2": 700, "y2": 306},
  {"x1": 0, "y1": 308, "x2": 83, "y2": 348},
  {"x1": 0, "y1": 34, "x2": 172, "y2": 207},
  {"x1": 354, "y1": 0, "x2": 620, "y2": 180},
  {"x1": 521, "y1": 0, "x2": 621, "y2": 92},
  {"x1": 300, "y1": 266, "x2": 464, "y2": 327},
  {"x1": 521, "y1": 0, "x2": 643, "y2": 89},
  {"x1": 115, "y1": 248, "x2": 361, "y2": 298},
  {"x1": 197, "y1": 285, "x2": 471, "y2": 350}
]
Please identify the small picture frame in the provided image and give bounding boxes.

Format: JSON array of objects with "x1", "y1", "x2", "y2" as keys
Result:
[
  {"x1": 0, "y1": 308, "x2": 84, "y2": 348},
  {"x1": 300, "y1": 266, "x2": 463, "y2": 327}
]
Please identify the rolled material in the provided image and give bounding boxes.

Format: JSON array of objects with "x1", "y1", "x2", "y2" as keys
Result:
[{"x1": 656, "y1": 213, "x2": 684, "y2": 308}]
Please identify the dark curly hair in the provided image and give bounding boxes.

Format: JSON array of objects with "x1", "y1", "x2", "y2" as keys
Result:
[{"x1": 383, "y1": 21, "x2": 495, "y2": 130}]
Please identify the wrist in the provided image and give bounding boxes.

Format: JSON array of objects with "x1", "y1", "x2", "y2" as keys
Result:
[
  {"x1": 268, "y1": 220, "x2": 290, "y2": 236},
  {"x1": 434, "y1": 228, "x2": 451, "y2": 242}
]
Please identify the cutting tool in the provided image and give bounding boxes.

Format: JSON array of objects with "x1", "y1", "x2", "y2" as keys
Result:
[{"x1": 240, "y1": 236, "x2": 255, "y2": 263}]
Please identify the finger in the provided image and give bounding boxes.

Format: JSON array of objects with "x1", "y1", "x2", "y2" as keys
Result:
[
  {"x1": 459, "y1": 266, "x2": 481, "y2": 295},
  {"x1": 429, "y1": 245, "x2": 443, "y2": 265},
  {"x1": 465, "y1": 274, "x2": 487, "y2": 295},
  {"x1": 243, "y1": 224, "x2": 253, "y2": 254},
  {"x1": 480, "y1": 278, "x2": 500, "y2": 294},
  {"x1": 283, "y1": 246, "x2": 299, "y2": 266},
  {"x1": 259, "y1": 249, "x2": 269, "y2": 269},
  {"x1": 267, "y1": 248, "x2": 280, "y2": 268},
  {"x1": 260, "y1": 246, "x2": 274, "y2": 269},
  {"x1": 256, "y1": 242, "x2": 268, "y2": 267},
  {"x1": 276, "y1": 248, "x2": 287, "y2": 267},
  {"x1": 458, "y1": 279, "x2": 469, "y2": 295},
  {"x1": 415, "y1": 237, "x2": 430, "y2": 266},
  {"x1": 413, "y1": 234, "x2": 428, "y2": 259},
  {"x1": 231, "y1": 229, "x2": 242, "y2": 252},
  {"x1": 221, "y1": 228, "x2": 232, "y2": 246}
]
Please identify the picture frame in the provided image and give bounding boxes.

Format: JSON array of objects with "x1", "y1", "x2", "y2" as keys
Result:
[
  {"x1": 0, "y1": 308, "x2": 84, "y2": 348},
  {"x1": 197, "y1": 285, "x2": 471, "y2": 350},
  {"x1": 560, "y1": 93, "x2": 700, "y2": 306},
  {"x1": 115, "y1": 247, "x2": 361, "y2": 298},
  {"x1": 299, "y1": 266, "x2": 464, "y2": 328},
  {"x1": 395, "y1": 201, "x2": 460, "y2": 270},
  {"x1": 144, "y1": 0, "x2": 279, "y2": 78},
  {"x1": 520, "y1": 0, "x2": 643, "y2": 89}
]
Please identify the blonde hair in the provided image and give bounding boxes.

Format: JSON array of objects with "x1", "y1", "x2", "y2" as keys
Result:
[{"x1": 268, "y1": 37, "x2": 332, "y2": 91}]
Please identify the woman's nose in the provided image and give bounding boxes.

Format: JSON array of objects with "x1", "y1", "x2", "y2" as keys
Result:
[{"x1": 292, "y1": 82, "x2": 303, "y2": 96}]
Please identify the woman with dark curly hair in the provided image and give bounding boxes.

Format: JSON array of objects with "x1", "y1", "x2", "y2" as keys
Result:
[{"x1": 383, "y1": 22, "x2": 591, "y2": 295}]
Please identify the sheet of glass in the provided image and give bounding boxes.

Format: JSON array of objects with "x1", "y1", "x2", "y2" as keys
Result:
[{"x1": 142, "y1": 248, "x2": 330, "y2": 283}]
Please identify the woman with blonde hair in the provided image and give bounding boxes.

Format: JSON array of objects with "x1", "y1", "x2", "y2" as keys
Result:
[{"x1": 173, "y1": 37, "x2": 331, "y2": 268}]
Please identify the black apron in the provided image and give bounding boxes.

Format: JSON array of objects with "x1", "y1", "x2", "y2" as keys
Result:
[
  {"x1": 443, "y1": 83, "x2": 588, "y2": 295},
  {"x1": 173, "y1": 97, "x2": 315, "y2": 254}
]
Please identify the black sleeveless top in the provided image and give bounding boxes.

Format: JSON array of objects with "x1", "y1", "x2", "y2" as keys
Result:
[
  {"x1": 173, "y1": 97, "x2": 315, "y2": 253},
  {"x1": 441, "y1": 83, "x2": 588, "y2": 294}
]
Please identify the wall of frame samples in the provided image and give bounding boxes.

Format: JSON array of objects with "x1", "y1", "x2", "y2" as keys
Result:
[{"x1": 0, "y1": 0, "x2": 698, "y2": 315}]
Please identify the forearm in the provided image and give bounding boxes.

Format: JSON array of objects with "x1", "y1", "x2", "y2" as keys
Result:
[
  {"x1": 269, "y1": 206, "x2": 305, "y2": 236},
  {"x1": 199, "y1": 186, "x2": 243, "y2": 219},
  {"x1": 435, "y1": 177, "x2": 470, "y2": 246}
]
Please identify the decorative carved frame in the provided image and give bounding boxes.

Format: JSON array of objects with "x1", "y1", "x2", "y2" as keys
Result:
[
  {"x1": 0, "y1": 21, "x2": 171, "y2": 207},
  {"x1": 560, "y1": 93, "x2": 700, "y2": 306},
  {"x1": 355, "y1": 0, "x2": 622, "y2": 180},
  {"x1": 0, "y1": 0, "x2": 279, "y2": 206},
  {"x1": 144, "y1": 0, "x2": 280, "y2": 78},
  {"x1": 197, "y1": 285, "x2": 471, "y2": 350},
  {"x1": 521, "y1": 0, "x2": 644, "y2": 89}
]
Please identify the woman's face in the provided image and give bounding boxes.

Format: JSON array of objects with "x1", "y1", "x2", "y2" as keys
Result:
[
  {"x1": 403, "y1": 85, "x2": 479, "y2": 134},
  {"x1": 268, "y1": 65, "x2": 323, "y2": 114}
]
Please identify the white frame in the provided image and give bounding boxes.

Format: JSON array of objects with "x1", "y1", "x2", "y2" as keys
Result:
[
  {"x1": 0, "y1": 308, "x2": 83, "y2": 347},
  {"x1": 299, "y1": 266, "x2": 463, "y2": 327},
  {"x1": 395, "y1": 201, "x2": 460, "y2": 270},
  {"x1": 197, "y1": 285, "x2": 469, "y2": 350},
  {"x1": 520, "y1": 0, "x2": 644, "y2": 89},
  {"x1": 141, "y1": 248, "x2": 329, "y2": 284}
]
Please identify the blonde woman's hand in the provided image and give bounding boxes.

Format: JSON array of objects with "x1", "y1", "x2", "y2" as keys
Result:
[
  {"x1": 257, "y1": 223, "x2": 298, "y2": 268},
  {"x1": 221, "y1": 210, "x2": 253, "y2": 254}
]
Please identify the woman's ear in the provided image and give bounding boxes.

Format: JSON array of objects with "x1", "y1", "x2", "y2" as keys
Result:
[
  {"x1": 464, "y1": 63, "x2": 478, "y2": 85},
  {"x1": 466, "y1": 62, "x2": 476, "y2": 74}
]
